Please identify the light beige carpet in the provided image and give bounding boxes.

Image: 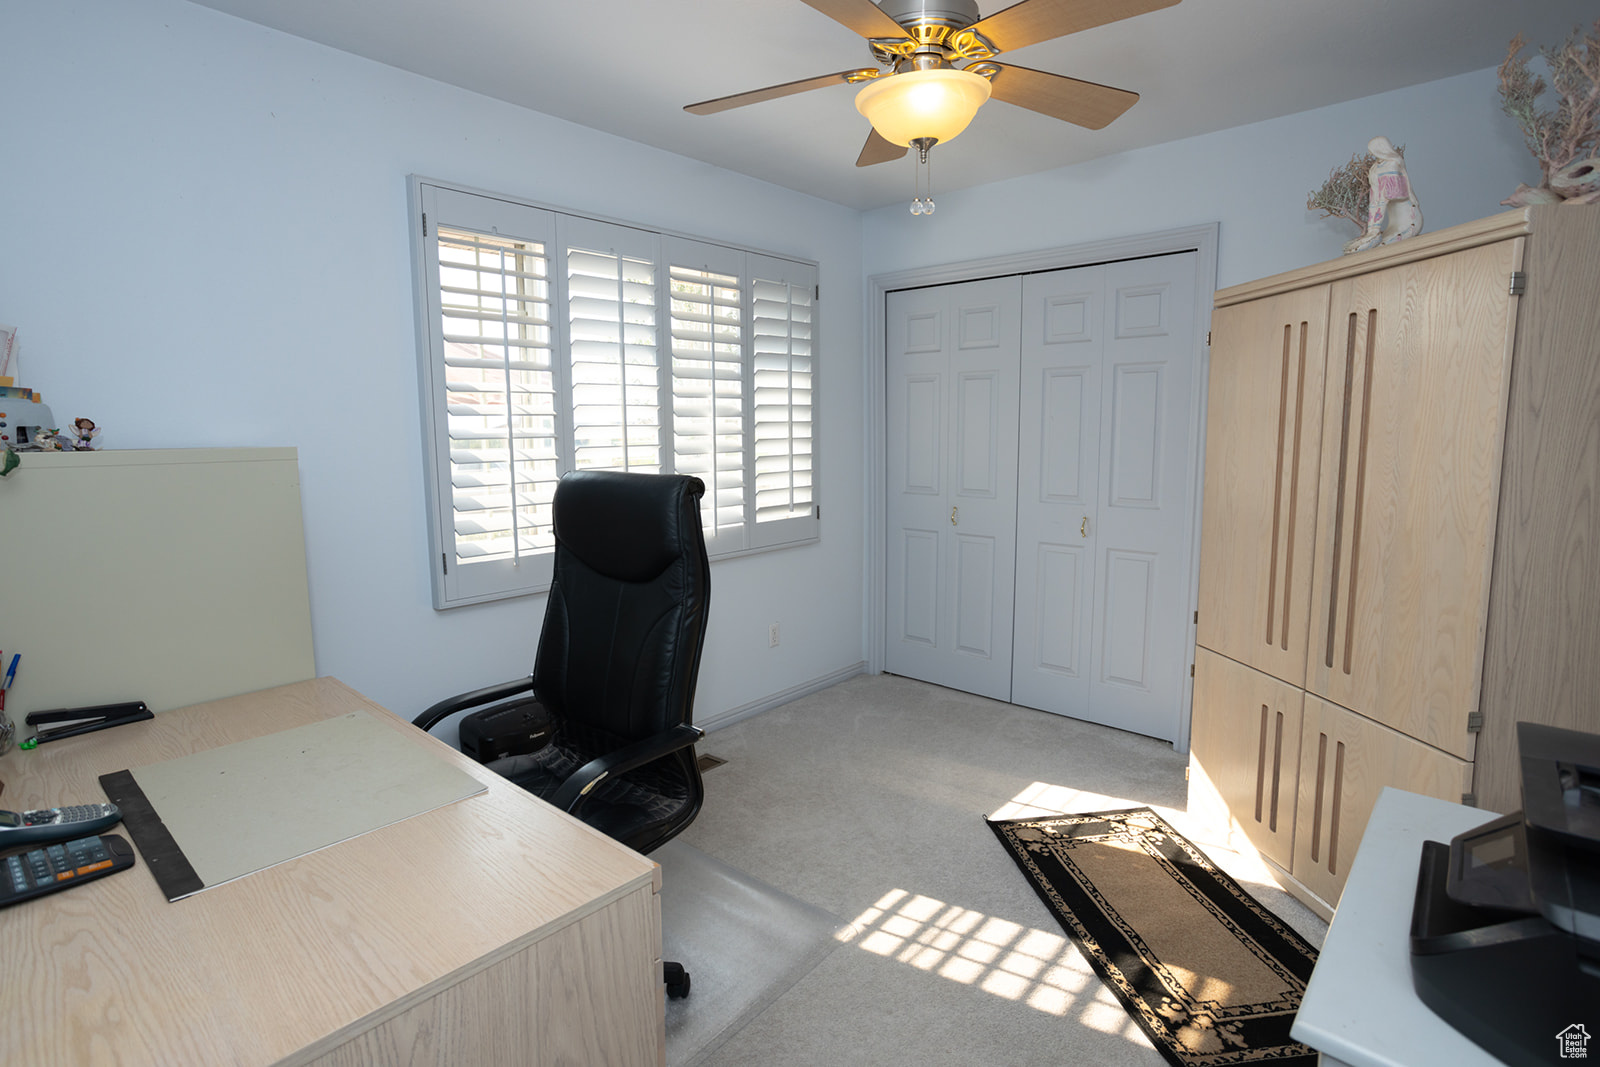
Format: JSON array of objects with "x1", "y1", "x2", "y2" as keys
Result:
[{"x1": 672, "y1": 673, "x2": 1327, "y2": 1066}]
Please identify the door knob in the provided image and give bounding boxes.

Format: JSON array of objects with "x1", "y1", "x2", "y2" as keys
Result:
[
  {"x1": 1081, "y1": 516, "x2": 1089, "y2": 538},
  {"x1": 950, "y1": 506, "x2": 959, "y2": 526}
]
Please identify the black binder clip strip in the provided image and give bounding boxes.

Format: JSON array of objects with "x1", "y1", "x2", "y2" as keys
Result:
[{"x1": 25, "y1": 702, "x2": 154, "y2": 744}]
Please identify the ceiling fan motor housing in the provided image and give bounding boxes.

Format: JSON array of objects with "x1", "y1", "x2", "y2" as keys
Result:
[{"x1": 877, "y1": 0, "x2": 980, "y2": 32}]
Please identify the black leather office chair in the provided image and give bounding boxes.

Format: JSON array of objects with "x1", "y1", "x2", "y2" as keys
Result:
[{"x1": 414, "y1": 470, "x2": 711, "y2": 998}]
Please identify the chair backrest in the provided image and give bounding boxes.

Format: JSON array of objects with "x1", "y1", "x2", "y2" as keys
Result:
[{"x1": 533, "y1": 471, "x2": 710, "y2": 742}]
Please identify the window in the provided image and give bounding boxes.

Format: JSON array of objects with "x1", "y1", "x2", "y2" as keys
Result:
[{"x1": 411, "y1": 180, "x2": 820, "y2": 608}]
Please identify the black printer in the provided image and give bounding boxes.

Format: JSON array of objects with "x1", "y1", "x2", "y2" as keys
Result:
[{"x1": 1410, "y1": 721, "x2": 1599, "y2": 1066}]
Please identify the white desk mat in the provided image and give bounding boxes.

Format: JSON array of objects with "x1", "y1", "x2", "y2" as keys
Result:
[{"x1": 102, "y1": 712, "x2": 485, "y2": 899}]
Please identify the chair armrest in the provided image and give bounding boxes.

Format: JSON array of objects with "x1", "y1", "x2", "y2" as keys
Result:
[
  {"x1": 551, "y1": 723, "x2": 705, "y2": 813},
  {"x1": 412, "y1": 676, "x2": 535, "y2": 734}
]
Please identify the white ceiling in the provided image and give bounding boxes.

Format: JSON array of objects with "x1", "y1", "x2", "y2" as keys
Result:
[{"x1": 185, "y1": 0, "x2": 1596, "y2": 210}]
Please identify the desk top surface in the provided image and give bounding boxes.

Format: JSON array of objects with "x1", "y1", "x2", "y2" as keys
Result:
[
  {"x1": 1291, "y1": 787, "x2": 1500, "y2": 1067},
  {"x1": 0, "y1": 677, "x2": 658, "y2": 1067}
]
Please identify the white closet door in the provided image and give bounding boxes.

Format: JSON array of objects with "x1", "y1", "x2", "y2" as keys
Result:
[
  {"x1": 1011, "y1": 252, "x2": 1199, "y2": 741},
  {"x1": 1011, "y1": 264, "x2": 1104, "y2": 718},
  {"x1": 885, "y1": 276, "x2": 1022, "y2": 700}
]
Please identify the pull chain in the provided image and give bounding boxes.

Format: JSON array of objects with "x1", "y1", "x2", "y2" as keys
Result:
[{"x1": 910, "y1": 138, "x2": 936, "y2": 216}]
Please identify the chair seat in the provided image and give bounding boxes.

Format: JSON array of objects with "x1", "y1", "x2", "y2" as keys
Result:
[{"x1": 487, "y1": 722, "x2": 696, "y2": 850}]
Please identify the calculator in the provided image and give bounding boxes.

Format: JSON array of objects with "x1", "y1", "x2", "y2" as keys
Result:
[{"x1": 0, "y1": 834, "x2": 136, "y2": 907}]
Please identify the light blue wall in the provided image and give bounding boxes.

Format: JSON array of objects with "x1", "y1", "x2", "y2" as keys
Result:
[
  {"x1": 862, "y1": 66, "x2": 1537, "y2": 288},
  {"x1": 0, "y1": 0, "x2": 867, "y2": 724},
  {"x1": 1, "y1": 0, "x2": 1551, "y2": 732}
]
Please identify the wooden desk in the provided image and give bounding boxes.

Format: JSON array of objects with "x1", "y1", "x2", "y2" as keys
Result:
[{"x1": 0, "y1": 678, "x2": 666, "y2": 1067}]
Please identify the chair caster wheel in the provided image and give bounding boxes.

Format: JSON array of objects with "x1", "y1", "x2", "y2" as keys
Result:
[{"x1": 665, "y1": 961, "x2": 691, "y2": 999}]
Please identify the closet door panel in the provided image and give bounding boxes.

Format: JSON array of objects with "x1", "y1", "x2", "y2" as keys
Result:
[
  {"x1": 885, "y1": 277, "x2": 1022, "y2": 700},
  {"x1": 1014, "y1": 254, "x2": 1200, "y2": 742},
  {"x1": 1013, "y1": 269, "x2": 1103, "y2": 717},
  {"x1": 1196, "y1": 286, "x2": 1331, "y2": 686},
  {"x1": 1087, "y1": 254, "x2": 1200, "y2": 742},
  {"x1": 1305, "y1": 241, "x2": 1520, "y2": 757}
]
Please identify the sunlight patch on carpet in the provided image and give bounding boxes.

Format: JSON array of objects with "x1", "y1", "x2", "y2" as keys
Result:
[
  {"x1": 990, "y1": 781, "x2": 1153, "y2": 821},
  {"x1": 994, "y1": 782, "x2": 1300, "y2": 902},
  {"x1": 841, "y1": 886, "x2": 1140, "y2": 1028}
]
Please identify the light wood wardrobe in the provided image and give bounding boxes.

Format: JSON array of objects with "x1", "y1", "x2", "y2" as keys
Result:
[{"x1": 1188, "y1": 206, "x2": 1600, "y2": 916}]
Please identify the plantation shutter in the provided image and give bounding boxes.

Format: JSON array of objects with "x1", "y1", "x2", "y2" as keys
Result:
[
  {"x1": 418, "y1": 186, "x2": 558, "y2": 605},
  {"x1": 559, "y1": 217, "x2": 662, "y2": 474},
  {"x1": 749, "y1": 254, "x2": 818, "y2": 549},
  {"x1": 413, "y1": 179, "x2": 818, "y2": 608},
  {"x1": 665, "y1": 237, "x2": 747, "y2": 550}
]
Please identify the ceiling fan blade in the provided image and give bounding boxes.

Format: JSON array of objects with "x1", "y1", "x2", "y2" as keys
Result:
[
  {"x1": 685, "y1": 69, "x2": 878, "y2": 115},
  {"x1": 797, "y1": 0, "x2": 913, "y2": 40},
  {"x1": 984, "y1": 62, "x2": 1138, "y2": 130},
  {"x1": 967, "y1": 0, "x2": 1179, "y2": 54},
  {"x1": 856, "y1": 129, "x2": 909, "y2": 167}
]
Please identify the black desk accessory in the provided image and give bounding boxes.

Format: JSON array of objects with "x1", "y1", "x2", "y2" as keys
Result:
[
  {"x1": 1409, "y1": 721, "x2": 1600, "y2": 1066},
  {"x1": 25, "y1": 702, "x2": 153, "y2": 744},
  {"x1": 0, "y1": 833, "x2": 136, "y2": 908},
  {"x1": 0, "y1": 802, "x2": 121, "y2": 846},
  {"x1": 459, "y1": 697, "x2": 552, "y2": 763}
]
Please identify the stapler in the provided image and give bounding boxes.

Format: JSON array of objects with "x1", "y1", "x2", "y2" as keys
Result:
[{"x1": 25, "y1": 702, "x2": 153, "y2": 744}]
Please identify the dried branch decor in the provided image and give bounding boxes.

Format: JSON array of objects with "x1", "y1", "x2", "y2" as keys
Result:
[
  {"x1": 1308, "y1": 150, "x2": 1382, "y2": 231},
  {"x1": 1498, "y1": 20, "x2": 1600, "y2": 206}
]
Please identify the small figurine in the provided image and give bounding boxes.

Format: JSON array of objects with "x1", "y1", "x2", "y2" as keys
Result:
[
  {"x1": 1344, "y1": 137, "x2": 1422, "y2": 254},
  {"x1": 31, "y1": 428, "x2": 64, "y2": 451},
  {"x1": 69, "y1": 417, "x2": 100, "y2": 451}
]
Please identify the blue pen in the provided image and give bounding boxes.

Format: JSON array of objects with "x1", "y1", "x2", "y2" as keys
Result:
[{"x1": 2, "y1": 654, "x2": 17, "y2": 689}]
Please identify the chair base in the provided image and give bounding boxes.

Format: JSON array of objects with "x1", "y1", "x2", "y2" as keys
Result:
[{"x1": 664, "y1": 960, "x2": 691, "y2": 999}]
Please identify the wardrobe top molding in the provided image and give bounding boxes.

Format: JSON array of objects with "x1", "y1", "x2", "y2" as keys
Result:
[{"x1": 1216, "y1": 208, "x2": 1538, "y2": 308}]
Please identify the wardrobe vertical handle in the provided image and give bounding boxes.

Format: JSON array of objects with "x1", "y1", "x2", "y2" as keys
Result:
[
  {"x1": 1265, "y1": 322, "x2": 1310, "y2": 652},
  {"x1": 1269, "y1": 710, "x2": 1285, "y2": 833},
  {"x1": 1282, "y1": 324, "x2": 1308, "y2": 651},
  {"x1": 1326, "y1": 309, "x2": 1377, "y2": 674},
  {"x1": 1266, "y1": 326, "x2": 1290, "y2": 645},
  {"x1": 1310, "y1": 732, "x2": 1328, "y2": 864},
  {"x1": 1327, "y1": 741, "x2": 1347, "y2": 874},
  {"x1": 1254, "y1": 705, "x2": 1269, "y2": 823},
  {"x1": 1342, "y1": 312, "x2": 1377, "y2": 676},
  {"x1": 1325, "y1": 314, "x2": 1357, "y2": 668}
]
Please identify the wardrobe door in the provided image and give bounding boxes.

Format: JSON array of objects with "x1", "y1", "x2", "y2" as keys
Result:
[
  {"x1": 1292, "y1": 695, "x2": 1472, "y2": 907},
  {"x1": 885, "y1": 277, "x2": 1023, "y2": 700},
  {"x1": 1190, "y1": 648, "x2": 1304, "y2": 871},
  {"x1": 1195, "y1": 285, "x2": 1331, "y2": 687},
  {"x1": 1304, "y1": 241, "x2": 1521, "y2": 757}
]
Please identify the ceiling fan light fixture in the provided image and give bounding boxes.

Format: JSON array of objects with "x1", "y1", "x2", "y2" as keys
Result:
[{"x1": 854, "y1": 67, "x2": 991, "y2": 148}]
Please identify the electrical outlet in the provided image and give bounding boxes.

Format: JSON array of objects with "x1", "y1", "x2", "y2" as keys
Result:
[{"x1": 769, "y1": 623, "x2": 780, "y2": 647}]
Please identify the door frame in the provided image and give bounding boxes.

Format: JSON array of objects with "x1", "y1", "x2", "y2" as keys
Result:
[{"x1": 864, "y1": 223, "x2": 1219, "y2": 753}]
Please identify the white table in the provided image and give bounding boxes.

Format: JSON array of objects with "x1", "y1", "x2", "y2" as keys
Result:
[{"x1": 1291, "y1": 787, "x2": 1501, "y2": 1067}]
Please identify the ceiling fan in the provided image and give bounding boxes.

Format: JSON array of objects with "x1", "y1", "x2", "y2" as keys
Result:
[{"x1": 685, "y1": 0, "x2": 1181, "y2": 169}]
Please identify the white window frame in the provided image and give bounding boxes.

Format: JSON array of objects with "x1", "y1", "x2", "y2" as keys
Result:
[{"x1": 409, "y1": 177, "x2": 821, "y2": 609}]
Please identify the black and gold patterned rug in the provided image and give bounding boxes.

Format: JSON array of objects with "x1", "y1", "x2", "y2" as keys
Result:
[{"x1": 987, "y1": 807, "x2": 1319, "y2": 1066}]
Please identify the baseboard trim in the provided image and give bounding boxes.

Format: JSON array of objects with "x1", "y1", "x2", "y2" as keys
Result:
[
  {"x1": 1262, "y1": 856, "x2": 1335, "y2": 923},
  {"x1": 698, "y1": 661, "x2": 869, "y2": 733}
]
